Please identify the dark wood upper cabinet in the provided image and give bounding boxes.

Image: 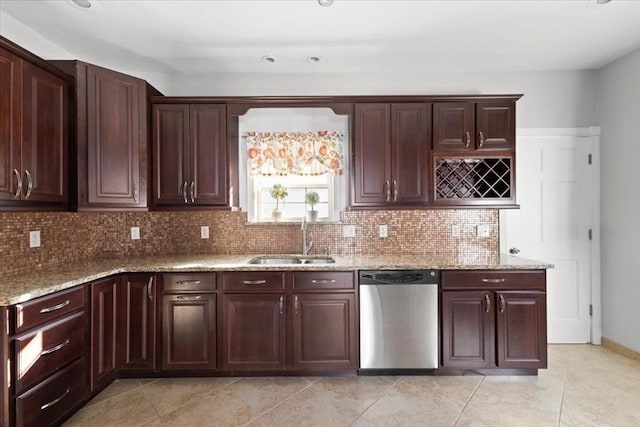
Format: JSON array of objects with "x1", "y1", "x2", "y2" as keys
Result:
[
  {"x1": 51, "y1": 60, "x2": 160, "y2": 211},
  {"x1": 90, "y1": 277, "x2": 118, "y2": 392},
  {"x1": 352, "y1": 103, "x2": 430, "y2": 208},
  {"x1": 221, "y1": 294, "x2": 286, "y2": 371},
  {"x1": 152, "y1": 103, "x2": 227, "y2": 207},
  {"x1": 1, "y1": 43, "x2": 68, "y2": 209},
  {"x1": 433, "y1": 101, "x2": 514, "y2": 152},
  {"x1": 118, "y1": 274, "x2": 156, "y2": 371}
]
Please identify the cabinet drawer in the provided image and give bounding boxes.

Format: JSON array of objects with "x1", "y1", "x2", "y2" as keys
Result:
[
  {"x1": 222, "y1": 272, "x2": 286, "y2": 291},
  {"x1": 14, "y1": 286, "x2": 85, "y2": 334},
  {"x1": 16, "y1": 357, "x2": 85, "y2": 427},
  {"x1": 163, "y1": 273, "x2": 216, "y2": 292},
  {"x1": 441, "y1": 270, "x2": 546, "y2": 291},
  {"x1": 15, "y1": 311, "x2": 85, "y2": 393},
  {"x1": 293, "y1": 271, "x2": 355, "y2": 290}
]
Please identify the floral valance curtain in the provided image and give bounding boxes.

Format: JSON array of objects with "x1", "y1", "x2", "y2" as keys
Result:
[{"x1": 245, "y1": 131, "x2": 343, "y2": 176}]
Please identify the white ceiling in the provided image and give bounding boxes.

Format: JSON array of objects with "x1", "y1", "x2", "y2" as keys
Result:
[{"x1": 1, "y1": 0, "x2": 639, "y2": 74}]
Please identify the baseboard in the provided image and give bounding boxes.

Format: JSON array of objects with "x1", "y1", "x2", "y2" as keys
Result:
[{"x1": 602, "y1": 337, "x2": 640, "y2": 361}]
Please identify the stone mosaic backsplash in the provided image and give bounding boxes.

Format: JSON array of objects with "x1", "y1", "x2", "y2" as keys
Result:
[{"x1": 0, "y1": 209, "x2": 498, "y2": 278}]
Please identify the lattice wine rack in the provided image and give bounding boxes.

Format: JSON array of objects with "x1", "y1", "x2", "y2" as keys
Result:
[{"x1": 435, "y1": 157, "x2": 512, "y2": 200}]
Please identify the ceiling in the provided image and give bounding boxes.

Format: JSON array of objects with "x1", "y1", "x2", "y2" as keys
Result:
[{"x1": 1, "y1": 0, "x2": 639, "y2": 75}]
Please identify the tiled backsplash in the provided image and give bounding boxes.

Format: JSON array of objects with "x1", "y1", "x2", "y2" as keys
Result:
[{"x1": 0, "y1": 209, "x2": 498, "y2": 277}]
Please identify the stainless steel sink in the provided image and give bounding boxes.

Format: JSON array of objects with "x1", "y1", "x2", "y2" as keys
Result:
[{"x1": 247, "y1": 256, "x2": 335, "y2": 265}]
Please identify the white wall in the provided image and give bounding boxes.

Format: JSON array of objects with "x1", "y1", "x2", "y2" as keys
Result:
[
  {"x1": 597, "y1": 47, "x2": 640, "y2": 352},
  {"x1": 167, "y1": 70, "x2": 597, "y2": 129}
]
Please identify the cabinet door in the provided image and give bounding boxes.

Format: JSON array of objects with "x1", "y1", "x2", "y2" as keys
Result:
[
  {"x1": 0, "y1": 47, "x2": 21, "y2": 202},
  {"x1": 86, "y1": 65, "x2": 143, "y2": 206},
  {"x1": 162, "y1": 293, "x2": 216, "y2": 370},
  {"x1": 21, "y1": 61, "x2": 67, "y2": 204},
  {"x1": 496, "y1": 291, "x2": 547, "y2": 369},
  {"x1": 433, "y1": 102, "x2": 474, "y2": 152},
  {"x1": 441, "y1": 291, "x2": 495, "y2": 369},
  {"x1": 222, "y1": 294, "x2": 286, "y2": 371},
  {"x1": 90, "y1": 277, "x2": 118, "y2": 391},
  {"x1": 391, "y1": 103, "x2": 430, "y2": 204},
  {"x1": 476, "y1": 102, "x2": 515, "y2": 150},
  {"x1": 153, "y1": 104, "x2": 190, "y2": 206},
  {"x1": 190, "y1": 104, "x2": 227, "y2": 205},
  {"x1": 118, "y1": 275, "x2": 156, "y2": 371},
  {"x1": 352, "y1": 103, "x2": 391, "y2": 206},
  {"x1": 292, "y1": 293, "x2": 357, "y2": 371}
]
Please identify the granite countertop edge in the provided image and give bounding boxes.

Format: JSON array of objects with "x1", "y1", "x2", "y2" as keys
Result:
[{"x1": 0, "y1": 254, "x2": 553, "y2": 305}]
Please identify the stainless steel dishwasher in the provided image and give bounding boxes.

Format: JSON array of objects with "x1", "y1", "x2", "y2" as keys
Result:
[{"x1": 359, "y1": 270, "x2": 439, "y2": 372}]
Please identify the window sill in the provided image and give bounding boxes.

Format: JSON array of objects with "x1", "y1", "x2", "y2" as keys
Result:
[{"x1": 245, "y1": 220, "x2": 342, "y2": 226}]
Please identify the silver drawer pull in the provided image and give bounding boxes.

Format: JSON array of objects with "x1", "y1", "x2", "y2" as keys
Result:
[
  {"x1": 481, "y1": 278, "x2": 506, "y2": 283},
  {"x1": 176, "y1": 280, "x2": 202, "y2": 285},
  {"x1": 176, "y1": 295, "x2": 202, "y2": 300},
  {"x1": 39, "y1": 300, "x2": 70, "y2": 314},
  {"x1": 40, "y1": 339, "x2": 70, "y2": 356},
  {"x1": 40, "y1": 387, "x2": 70, "y2": 410},
  {"x1": 243, "y1": 280, "x2": 267, "y2": 285},
  {"x1": 311, "y1": 279, "x2": 336, "y2": 284}
]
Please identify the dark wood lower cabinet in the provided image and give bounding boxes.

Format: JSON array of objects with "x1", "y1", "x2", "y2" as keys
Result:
[
  {"x1": 292, "y1": 294, "x2": 357, "y2": 371},
  {"x1": 162, "y1": 293, "x2": 216, "y2": 370},
  {"x1": 118, "y1": 274, "x2": 156, "y2": 371},
  {"x1": 441, "y1": 291, "x2": 494, "y2": 369},
  {"x1": 90, "y1": 277, "x2": 118, "y2": 391},
  {"x1": 222, "y1": 294, "x2": 286, "y2": 371}
]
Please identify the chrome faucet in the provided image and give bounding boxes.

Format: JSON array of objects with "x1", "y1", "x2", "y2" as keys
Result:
[{"x1": 301, "y1": 217, "x2": 314, "y2": 255}]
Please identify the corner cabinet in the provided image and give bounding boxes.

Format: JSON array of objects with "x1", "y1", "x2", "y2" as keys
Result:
[
  {"x1": 352, "y1": 103, "x2": 431, "y2": 208},
  {"x1": 440, "y1": 270, "x2": 547, "y2": 373},
  {"x1": 90, "y1": 277, "x2": 118, "y2": 392},
  {"x1": 152, "y1": 103, "x2": 228, "y2": 208},
  {"x1": 0, "y1": 42, "x2": 68, "y2": 210},
  {"x1": 50, "y1": 60, "x2": 161, "y2": 211}
]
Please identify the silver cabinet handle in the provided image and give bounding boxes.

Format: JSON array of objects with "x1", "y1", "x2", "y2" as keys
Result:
[
  {"x1": 39, "y1": 300, "x2": 70, "y2": 314},
  {"x1": 385, "y1": 180, "x2": 391, "y2": 202},
  {"x1": 465, "y1": 131, "x2": 471, "y2": 148},
  {"x1": 24, "y1": 169, "x2": 33, "y2": 198},
  {"x1": 499, "y1": 294, "x2": 506, "y2": 313},
  {"x1": 176, "y1": 280, "x2": 201, "y2": 285},
  {"x1": 133, "y1": 180, "x2": 138, "y2": 203},
  {"x1": 40, "y1": 387, "x2": 70, "y2": 410},
  {"x1": 478, "y1": 131, "x2": 485, "y2": 148},
  {"x1": 294, "y1": 295, "x2": 299, "y2": 314},
  {"x1": 176, "y1": 295, "x2": 202, "y2": 300},
  {"x1": 13, "y1": 169, "x2": 22, "y2": 198},
  {"x1": 484, "y1": 294, "x2": 491, "y2": 313},
  {"x1": 311, "y1": 279, "x2": 336, "y2": 284},
  {"x1": 182, "y1": 181, "x2": 188, "y2": 203},
  {"x1": 279, "y1": 296, "x2": 284, "y2": 315},
  {"x1": 40, "y1": 339, "x2": 70, "y2": 356},
  {"x1": 509, "y1": 247, "x2": 520, "y2": 255},
  {"x1": 393, "y1": 179, "x2": 398, "y2": 201},
  {"x1": 190, "y1": 181, "x2": 195, "y2": 203},
  {"x1": 243, "y1": 280, "x2": 267, "y2": 285},
  {"x1": 147, "y1": 277, "x2": 153, "y2": 300},
  {"x1": 481, "y1": 278, "x2": 506, "y2": 283}
]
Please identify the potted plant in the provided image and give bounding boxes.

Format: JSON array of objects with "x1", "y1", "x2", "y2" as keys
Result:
[
  {"x1": 305, "y1": 191, "x2": 320, "y2": 221},
  {"x1": 270, "y1": 184, "x2": 288, "y2": 221}
]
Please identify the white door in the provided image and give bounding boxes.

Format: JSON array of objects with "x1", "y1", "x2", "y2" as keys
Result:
[{"x1": 500, "y1": 130, "x2": 596, "y2": 343}]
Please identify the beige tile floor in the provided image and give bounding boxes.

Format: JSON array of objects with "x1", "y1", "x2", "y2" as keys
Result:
[{"x1": 64, "y1": 345, "x2": 640, "y2": 427}]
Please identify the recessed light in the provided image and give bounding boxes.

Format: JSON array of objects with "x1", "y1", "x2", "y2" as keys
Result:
[
  {"x1": 307, "y1": 56, "x2": 321, "y2": 63},
  {"x1": 71, "y1": 0, "x2": 92, "y2": 8},
  {"x1": 261, "y1": 56, "x2": 276, "y2": 64},
  {"x1": 318, "y1": 0, "x2": 334, "y2": 7},
  {"x1": 596, "y1": 0, "x2": 612, "y2": 4}
]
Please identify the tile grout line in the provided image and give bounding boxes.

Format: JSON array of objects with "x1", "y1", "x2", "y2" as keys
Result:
[
  {"x1": 240, "y1": 378, "x2": 318, "y2": 426},
  {"x1": 556, "y1": 348, "x2": 573, "y2": 427},
  {"x1": 347, "y1": 376, "x2": 404, "y2": 426},
  {"x1": 451, "y1": 375, "x2": 485, "y2": 427}
]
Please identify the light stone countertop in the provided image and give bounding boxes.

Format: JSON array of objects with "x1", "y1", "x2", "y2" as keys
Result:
[{"x1": 0, "y1": 253, "x2": 552, "y2": 306}]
